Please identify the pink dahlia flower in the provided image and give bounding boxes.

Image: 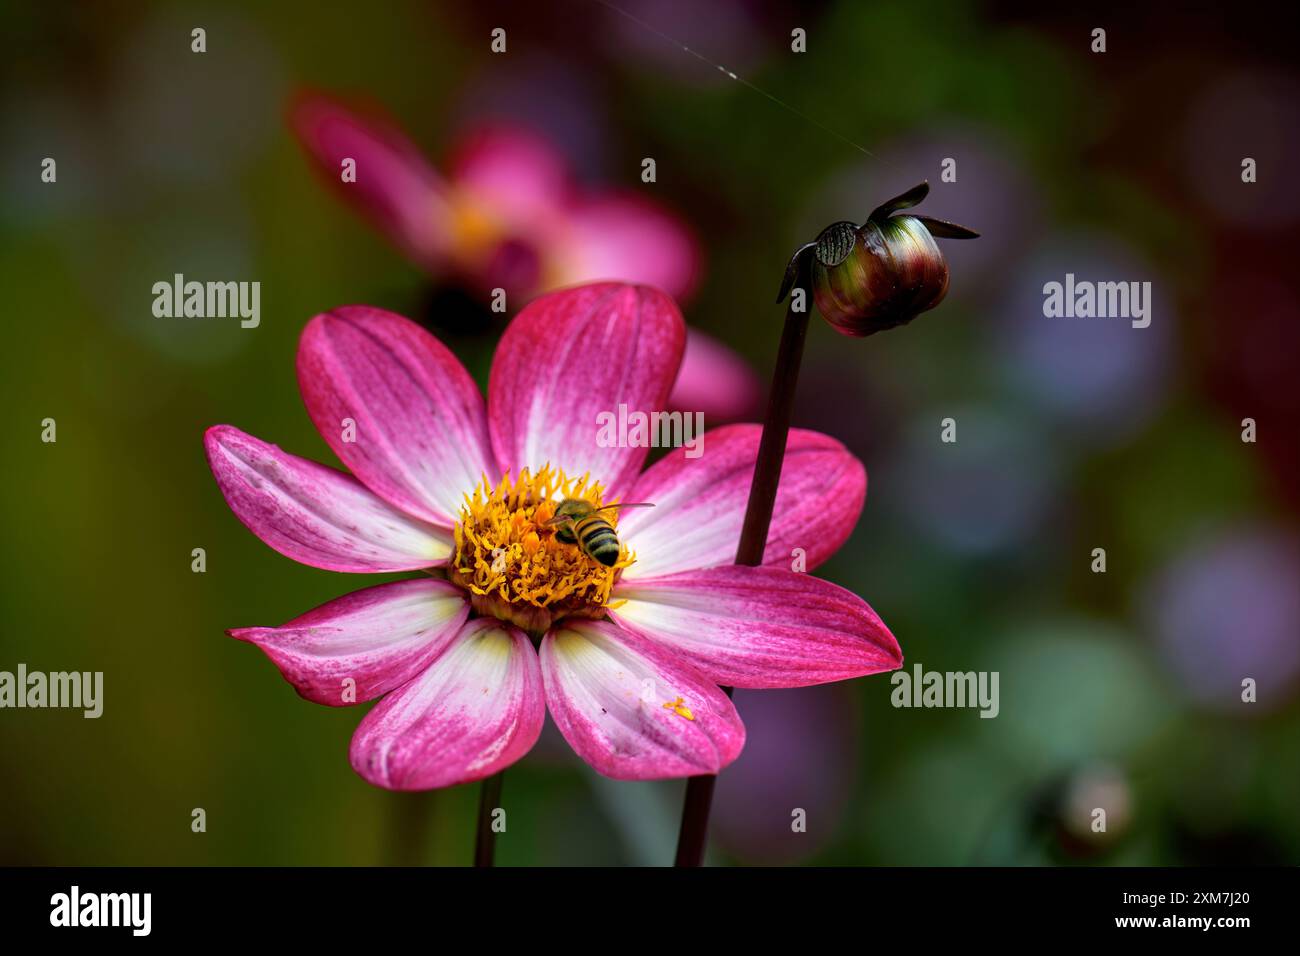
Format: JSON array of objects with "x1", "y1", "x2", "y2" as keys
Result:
[
  {"x1": 206, "y1": 283, "x2": 900, "y2": 789},
  {"x1": 291, "y1": 93, "x2": 758, "y2": 418}
]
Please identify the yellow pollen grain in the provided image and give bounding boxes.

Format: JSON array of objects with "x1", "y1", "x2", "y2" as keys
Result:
[
  {"x1": 664, "y1": 696, "x2": 695, "y2": 721},
  {"x1": 451, "y1": 465, "x2": 636, "y2": 615}
]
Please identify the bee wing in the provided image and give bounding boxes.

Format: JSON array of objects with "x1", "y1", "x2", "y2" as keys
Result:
[
  {"x1": 868, "y1": 181, "x2": 930, "y2": 222},
  {"x1": 594, "y1": 502, "x2": 655, "y2": 515},
  {"x1": 915, "y1": 216, "x2": 980, "y2": 239}
]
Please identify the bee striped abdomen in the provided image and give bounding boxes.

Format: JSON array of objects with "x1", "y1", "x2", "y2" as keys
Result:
[{"x1": 577, "y1": 517, "x2": 621, "y2": 567}]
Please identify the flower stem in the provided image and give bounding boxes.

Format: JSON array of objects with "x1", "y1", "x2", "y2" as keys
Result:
[
  {"x1": 733, "y1": 259, "x2": 814, "y2": 569},
  {"x1": 674, "y1": 253, "x2": 814, "y2": 868},
  {"x1": 474, "y1": 770, "x2": 505, "y2": 867}
]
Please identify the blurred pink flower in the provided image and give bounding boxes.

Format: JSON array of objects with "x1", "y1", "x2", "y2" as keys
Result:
[
  {"x1": 206, "y1": 283, "x2": 901, "y2": 790},
  {"x1": 1145, "y1": 525, "x2": 1300, "y2": 711},
  {"x1": 291, "y1": 92, "x2": 757, "y2": 418},
  {"x1": 667, "y1": 328, "x2": 761, "y2": 422}
]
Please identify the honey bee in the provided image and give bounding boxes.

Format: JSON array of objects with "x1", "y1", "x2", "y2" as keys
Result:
[{"x1": 544, "y1": 499, "x2": 654, "y2": 567}]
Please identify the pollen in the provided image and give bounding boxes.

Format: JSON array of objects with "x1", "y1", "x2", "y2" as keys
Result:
[
  {"x1": 449, "y1": 465, "x2": 636, "y2": 635},
  {"x1": 663, "y1": 696, "x2": 695, "y2": 721}
]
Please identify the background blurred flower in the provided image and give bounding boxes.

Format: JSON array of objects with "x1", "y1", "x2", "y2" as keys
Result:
[
  {"x1": 291, "y1": 92, "x2": 761, "y2": 418},
  {"x1": 667, "y1": 328, "x2": 762, "y2": 421},
  {"x1": 992, "y1": 233, "x2": 1175, "y2": 447},
  {"x1": 1143, "y1": 525, "x2": 1300, "y2": 712},
  {"x1": 291, "y1": 91, "x2": 704, "y2": 297}
]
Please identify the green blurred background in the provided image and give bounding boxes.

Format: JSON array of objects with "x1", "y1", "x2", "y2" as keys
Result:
[{"x1": 3, "y1": 0, "x2": 1298, "y2": 865}]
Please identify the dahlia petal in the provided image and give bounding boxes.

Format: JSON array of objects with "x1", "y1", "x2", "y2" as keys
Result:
[
  {"x1": 205, "y1": 425, "x2": 450, "y2": 572},
  {"x1": 668, "y1": 328, "x2": 761, "y2": 420},
  {"x1": 229, "y1": 579, "x2": 470, "y2": 706},
  {"x1": 349, "y1": 618, "x2": 544, "y2": 791},
  {"x1": 617, "y1": 425, "x2": 866, "y2": 579},
  {"x1": 291, "y1": 93, "x2": 451, "y2": 270},
  {"x1": 488, "y1": 283, "x2": 686, "y2": 498},
  {"x1": 446, "y1": 124, "x2": 570, "y2": 227},
  {"x1": 610, "y1": 566, "x2": 902, "y2": 689},
  {"x1": 540, "y1": 619, "x2": 744, "y2": 780},
  {"x1": 297, "y1": 306, "x2": 497, "y2": 526},
  {"x1": 564, "y1": 192, "x2": 701, "y2": 301}
]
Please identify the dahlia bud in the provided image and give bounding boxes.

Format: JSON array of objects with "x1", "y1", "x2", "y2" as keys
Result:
[{"x1": 778, "y1": 181, "x2": 978, "y2": 337}]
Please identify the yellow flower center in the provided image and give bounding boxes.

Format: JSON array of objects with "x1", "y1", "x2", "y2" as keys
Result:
[
  {"x1": 444, "y1": 190, "x2": 571, "y2": 292},
  {"x1": 449, "y1": 465, "x2": 635, "y2": 636},
  {"x1": 448, "y1": 191, "x2": 503, "y2": 265}
]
